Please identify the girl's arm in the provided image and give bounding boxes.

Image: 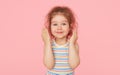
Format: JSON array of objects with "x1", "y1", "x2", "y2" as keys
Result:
[
  {"x1": 42, "y1": 28, "x2": 55, "y2": 70},
  {"x1": 68, "y1": 28, "x2": 80, "y2": 70},
  {"x1": 43, "y1": 41, "x2": 55, "y2": 70},
  {"x1": 68, "y1": 42, "x2": 80, "y2": 70}
]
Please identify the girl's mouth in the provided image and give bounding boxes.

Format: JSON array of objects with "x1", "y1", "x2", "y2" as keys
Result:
[{"x1": 56, "y1": 32, "x2": 63, "y2": 34}]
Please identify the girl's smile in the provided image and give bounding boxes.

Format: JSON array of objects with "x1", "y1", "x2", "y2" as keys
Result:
[{"x1": 56, "y1": 32, "x2": 63, "y2": 34}]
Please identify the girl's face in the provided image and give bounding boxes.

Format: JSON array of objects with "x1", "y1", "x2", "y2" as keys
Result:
[{"x1": 51, "y1": 15, "x2": 70, "y2": 39}]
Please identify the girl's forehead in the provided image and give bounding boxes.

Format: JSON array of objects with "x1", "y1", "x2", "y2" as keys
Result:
[{"x1": 51, "y1": 15, "x2": 68, "y2": 23}]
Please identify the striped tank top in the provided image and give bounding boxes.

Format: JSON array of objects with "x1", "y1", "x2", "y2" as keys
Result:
[{"x1": 47, "y1": 40, "x2": 74, "y2": 75}]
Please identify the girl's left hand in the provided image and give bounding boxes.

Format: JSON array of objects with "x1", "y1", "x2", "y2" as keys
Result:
[{"x1": 69, "y1": 28, "x2": 78, "y2": 44}]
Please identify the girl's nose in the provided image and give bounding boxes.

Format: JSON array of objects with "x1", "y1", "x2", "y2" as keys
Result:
[{"x1": 57, "y1": 25, "x2": 62, "y2": 30}]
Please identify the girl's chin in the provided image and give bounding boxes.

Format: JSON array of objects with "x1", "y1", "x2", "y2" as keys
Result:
[{"x1": 54, "y1": 36, "x2": 67, "y2": 39}]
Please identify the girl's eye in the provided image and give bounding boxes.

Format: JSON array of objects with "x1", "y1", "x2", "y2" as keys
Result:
[
  {"x1": 53, "y1": 24, "x2": 57, "y2": 26},
  {"x1": 62, "y1": 23, "x2": 66, "y2": 25}
]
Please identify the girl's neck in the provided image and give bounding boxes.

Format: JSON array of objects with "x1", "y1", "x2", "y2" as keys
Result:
[{"x1": 54, "y1": 38, "x2": 68, "y2": 45}]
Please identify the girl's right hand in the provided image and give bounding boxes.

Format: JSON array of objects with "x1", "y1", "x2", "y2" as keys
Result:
[{"x1": 41, "y1": 27, "x2": 51, "y2": 44}]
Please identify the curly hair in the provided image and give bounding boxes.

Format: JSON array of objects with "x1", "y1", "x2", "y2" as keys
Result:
[{"x1": 44, "y1": 6, "x2": 77, "y2": 39}]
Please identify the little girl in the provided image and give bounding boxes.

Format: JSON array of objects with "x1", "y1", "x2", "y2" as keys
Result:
[{"x1": 41, "y1": 6, "x2": 80, "y2": 75}]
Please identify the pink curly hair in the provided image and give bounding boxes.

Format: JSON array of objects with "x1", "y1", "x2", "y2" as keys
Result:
[{"x1": 44, "y1": 6, "x2": 78, "y2": 39}]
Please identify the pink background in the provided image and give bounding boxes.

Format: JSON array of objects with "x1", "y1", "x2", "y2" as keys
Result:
[{"x1": 0, "y1": 0, "x2": 120, "y2": 75}]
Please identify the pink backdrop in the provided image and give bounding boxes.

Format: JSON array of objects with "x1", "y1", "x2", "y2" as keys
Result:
[{"x1": 0, "y1": 0, "x2": 120, "y2": 75}]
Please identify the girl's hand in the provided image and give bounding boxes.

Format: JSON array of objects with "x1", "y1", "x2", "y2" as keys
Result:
[
  {"x1": 41, "y1": 27, "x2": 51, "y2": 44},
  {"x1": 69, "y1": 28, "x2": 78, "y2": 44}
]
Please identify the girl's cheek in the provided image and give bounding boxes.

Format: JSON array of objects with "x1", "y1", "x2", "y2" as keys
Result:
[
  {"x1": 66, "y1": 28, "x2": 70, "y2": 32},
  {"x1": 51, "y1": 30, "x2": 56, "y2": 34}
]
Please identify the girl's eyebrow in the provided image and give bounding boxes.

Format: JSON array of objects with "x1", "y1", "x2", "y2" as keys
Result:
[
  {"x1": 61, "y1": 19, "x2": 67, "y2": 22},
  {"x1": 51, "y1": 21, "x2": 57, "y2": 23}
]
